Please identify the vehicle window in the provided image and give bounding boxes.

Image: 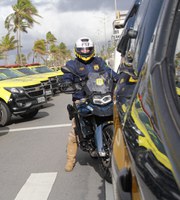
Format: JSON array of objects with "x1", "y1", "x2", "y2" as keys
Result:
[
  {"x1": 127, "y1": 0, "x2": 150, "y2": 59},
  {"x1": 116, "y1": 0, "x2": 141, "y2": 57},
  {"x1": 0, "y1": 73, "x2": 8, "y2": 80},
  {"x1": 131, "y1": 0, "x2": 163, "y2": 74},
  {"x1": 18, "y1": 68, "x2": 37, "y2": 75},
  {"x1": 0, "y1": 68, "x2": 23, "y2": 78},
  {"x1": 175, "y1": 31, "x2": 180, "y2": 98},
  {"x1": 34, "y1": 66, "x2": 53, "y2": 73}
]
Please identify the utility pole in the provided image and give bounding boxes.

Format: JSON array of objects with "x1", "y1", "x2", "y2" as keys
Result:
[{"x1": 114, "y1": 0, "x2": 117, "y2": 18}]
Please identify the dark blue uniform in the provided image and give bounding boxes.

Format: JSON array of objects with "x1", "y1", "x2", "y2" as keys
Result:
[{"x1": 62, "y1": 57, "x2": 119, "y2": 101}]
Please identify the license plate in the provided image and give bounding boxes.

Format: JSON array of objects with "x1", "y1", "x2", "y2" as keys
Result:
[
  {"x1": 37, "y1": 96, "x2": 46, "y2": 103},
  {"x1": 45, "y1": 90, "x2": 52, "y2": 96}
]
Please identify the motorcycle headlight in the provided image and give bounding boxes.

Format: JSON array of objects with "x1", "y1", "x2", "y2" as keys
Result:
[
  {"x1": 5, "y1": 87, "x2": 24, "y2": 94},
  {"x1": 93, "y1": 95, "x2": 112, "y2": 105}
]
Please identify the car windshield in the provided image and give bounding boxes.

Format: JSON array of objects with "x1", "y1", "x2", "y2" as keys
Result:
[
  {"x1": 0, "y1": 73, "x2": 8, "y2": 81},
  {"x1": 17, "y1": 68, "x2": 38, "y2": 75},
  {"x1": 34, "y1": 66, "x2": 54, "y2": 73},
  {"x1": 0, "y1": 68, "x2": 24, "y2": 78}
]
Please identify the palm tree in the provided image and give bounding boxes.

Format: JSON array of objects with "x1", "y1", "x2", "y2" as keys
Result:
[
  {"x1": 33, "y1": 39, "x2": 46, "y2": 63},
  {"x1": 0, "y1": 33, "x2": 17, "y2": 65},
  {"x1": 47, "y1": 43, "x2": 59, "y2": 66},
  {"x1": 48, "y1": 42, "x2": 72, "y2": 67},
  {"x1": 46, "y1": 32, "x2": 57, "y2": 46},
  {"x1": 45, "y1": 31, "x2": 57, "y2": 64},
  {"x1": 58, "y1": 42, "x2": 71, "y2": 65},
  {"x1": 4, "y1": 0, "x2": 41, "y2": 64}
]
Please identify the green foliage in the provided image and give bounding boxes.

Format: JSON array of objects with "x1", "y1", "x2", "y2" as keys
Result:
[
  {"x1": 50, "y1": 44, "x2": 59, "y2": 53},
  {"x1": 0, "y1": 33, "x2": 17, "y2": 64},
  {"x1": 33, "y1": 39, "x2": 46, "y2": 55},
  {"x1": 0, "y1": 33, "x2": 17, "y2": 52},
  {"x1": 175, "y1": 51, "x2": 180, "y2": 67},
  {"x1": 4, "y1": 0, "x2": 41, "y2": 64},
  {"x1": 46, "y1": 32, "x2": 57, "y2": 44},
  {"x1": 1, "y1": 1, "x2": 72, "y2": 66},
  {"x1": 176, "y1": 52, "x2": 180, "y2": 59}
]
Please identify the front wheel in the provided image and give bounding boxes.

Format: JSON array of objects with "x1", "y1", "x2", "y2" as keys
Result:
[
  {"x1": 99, "y1": 124, "x2": 114, "y2": 183},
  {"x1": 19, "y1": 109, "x2": 39, "y2": 119},
  {"x1": 0, "y1": 101, "x2": 12, "y2": 126}
]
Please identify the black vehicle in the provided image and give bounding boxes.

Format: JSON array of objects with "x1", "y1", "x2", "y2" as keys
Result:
[
  {"x1": 112, "y1": 0, "x2": 180, "y2": 199},
  {"x1": 0, "y1": 70, "x2": 46, "y2": 126},
  {"x1": 14, "y1": 67, "x2": 53, "y2": 99},
  {"x1": 28, "y1": 65, "x2": 61, "y2": 94},
  {"x1": 60, "y1": 67, "x2": 114, "y2": 183}
]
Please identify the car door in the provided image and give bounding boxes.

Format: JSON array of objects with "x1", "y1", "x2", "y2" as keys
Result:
[{"x1": 112, "y1": 0, "x2": 180, "y2": 199}]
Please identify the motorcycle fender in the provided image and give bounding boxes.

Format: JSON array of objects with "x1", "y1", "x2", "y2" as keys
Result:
[
  {"x1": 95, "y1": 121, "x2": 113, "y2": 156},
  {"x1": 95, "y1": 124, "x2": 105, "y2": 155}
]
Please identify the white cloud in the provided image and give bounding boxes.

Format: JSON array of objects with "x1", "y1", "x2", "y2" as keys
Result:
[
  {"x1": 28, "y1": 9, "x2": 115, "y2": 43},
  {"x1": 21, "y1": 4, "x2": 116, "y2": 53},
  {"x1": 0, "y1": 0, "x2": 132, "y2": 64}
]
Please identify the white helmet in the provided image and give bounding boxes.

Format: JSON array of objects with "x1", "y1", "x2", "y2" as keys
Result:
[{"x1": 74, "y1": 37, "x2": 95, "y2": 62}]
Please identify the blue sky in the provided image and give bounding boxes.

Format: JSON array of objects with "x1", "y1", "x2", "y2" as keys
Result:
[{"x1": 0, "y1": 0, "x2": 134, "y2": 64}]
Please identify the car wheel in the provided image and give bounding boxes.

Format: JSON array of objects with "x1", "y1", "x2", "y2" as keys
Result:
[{"x1": 0, "y1": 101, "x2": 12, "y2": 126}]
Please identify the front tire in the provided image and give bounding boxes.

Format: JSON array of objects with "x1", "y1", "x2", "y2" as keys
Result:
[
  {"x1": 0, "y1": 101, "x2": 12, "y2": 126},
  {"x1": 99, "y1": 124, "x2": 114, "y2": 183}
]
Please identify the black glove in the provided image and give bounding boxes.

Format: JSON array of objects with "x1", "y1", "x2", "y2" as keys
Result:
[{"x1": 59, "y1": 82, "x2": 73, "y2": 92}]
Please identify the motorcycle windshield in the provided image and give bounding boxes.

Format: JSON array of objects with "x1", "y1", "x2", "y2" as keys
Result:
[{"x1": 86, "y1": 72, "x2": 113, "y2": 94}]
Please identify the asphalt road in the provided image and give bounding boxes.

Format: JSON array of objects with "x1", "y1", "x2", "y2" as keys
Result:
[{"x1": 0, "y1": 93, "x2": 114, "y2": 200}]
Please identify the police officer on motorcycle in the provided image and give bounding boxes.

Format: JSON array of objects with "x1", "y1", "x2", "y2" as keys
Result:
[{"x1": 61, "y1": 37, "x2": 118, "y2": 172}]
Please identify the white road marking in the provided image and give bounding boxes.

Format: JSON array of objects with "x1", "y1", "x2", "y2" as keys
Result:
[
  {"x1": 0, "y1": 124, "x2": 71, "y2": 133},
  {"x1": 1, "y1": 124, "x2": 114, "y2": 199},
  {"x1": 14, "y1": 173, "x2": 57, "y2": 200}
]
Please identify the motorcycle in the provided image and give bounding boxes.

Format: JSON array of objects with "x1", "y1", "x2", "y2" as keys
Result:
[{"x1": 60, "y1": 66, "x2": 115, "y2": 183}]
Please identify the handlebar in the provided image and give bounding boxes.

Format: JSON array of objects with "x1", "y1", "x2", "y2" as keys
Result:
[{"x1": 59, "y1": 81, "x2": 84, "y2": 94}]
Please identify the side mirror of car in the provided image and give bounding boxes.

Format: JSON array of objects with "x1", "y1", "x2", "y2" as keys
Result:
[
  {"x1": 117, "y1": 34, "x2": 129, "y2": 54},
  {"x1": 116, "y1": 28, "x2": 138, "y2": 54},
  {"x1": 128, "y1": 29, "x2": 138, "y2": 39}
]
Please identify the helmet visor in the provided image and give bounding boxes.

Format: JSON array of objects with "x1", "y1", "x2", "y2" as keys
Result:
[{"x1": 77, "y1": 47, "x2": 94, "y2": 55}]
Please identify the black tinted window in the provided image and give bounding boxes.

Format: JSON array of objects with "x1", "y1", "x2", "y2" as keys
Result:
[
  {"x1": 174, "y1": 30, "x2": 180, "y2": 100},
  {"x1": 132, "y1": 0, "x2": 163, "y2": 74}
]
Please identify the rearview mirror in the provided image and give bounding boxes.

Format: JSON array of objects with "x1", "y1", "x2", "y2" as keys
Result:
[
  {"x1": 128, "y1": 29, "x2": 138, "y2": 39},
  {"x1": 117, "y1": 34, "x2": 129, "y2": 55}
]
